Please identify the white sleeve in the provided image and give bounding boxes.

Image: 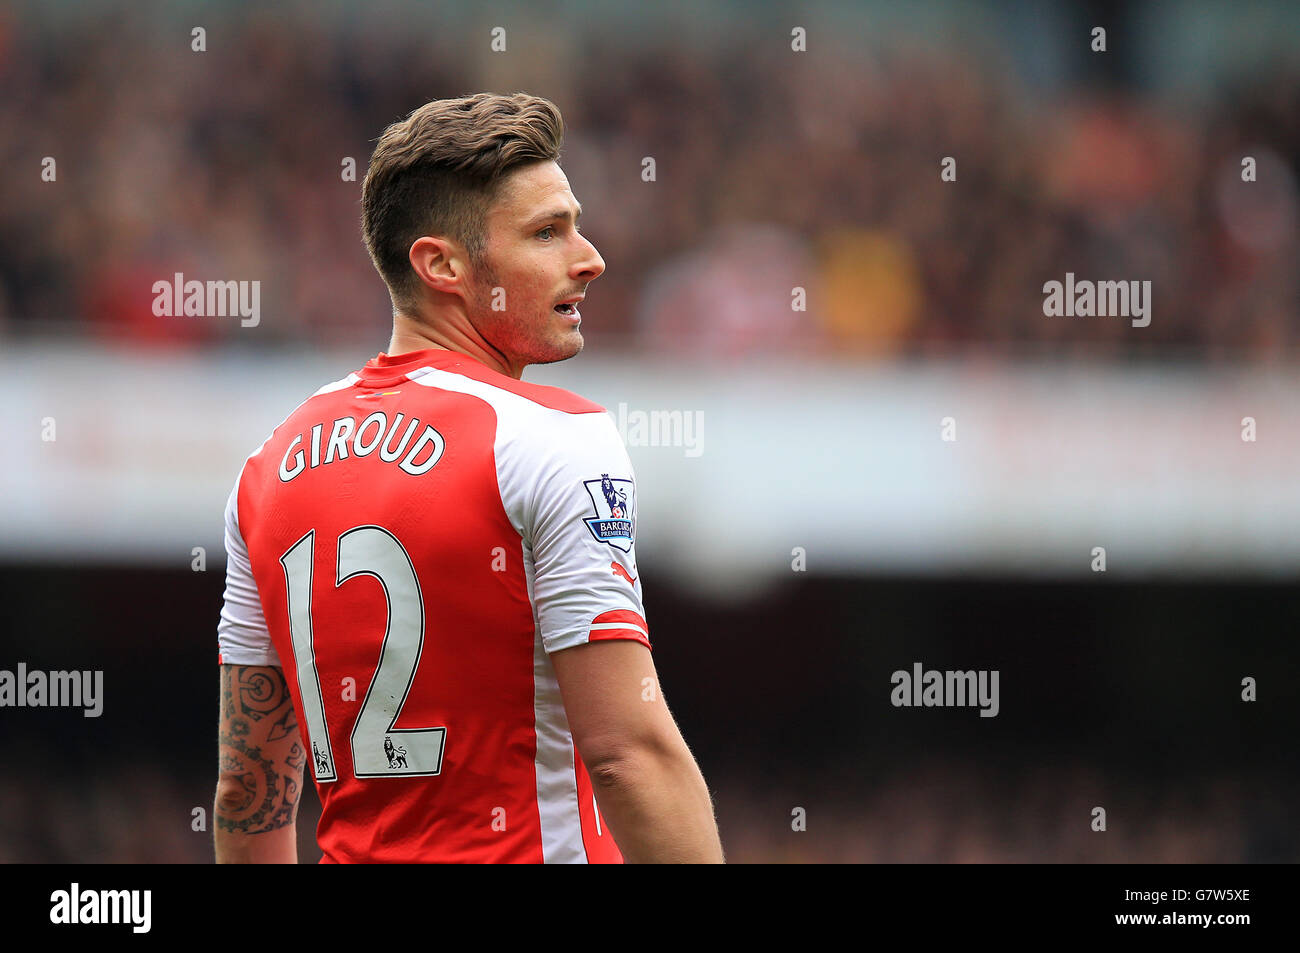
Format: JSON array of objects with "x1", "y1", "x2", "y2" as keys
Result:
[
  {"x1": 216, "y1": 473, "x2": 281, "y2": 666},
  {"x1": 526, "y1": 411, "x2": 652, "y2": 655}
]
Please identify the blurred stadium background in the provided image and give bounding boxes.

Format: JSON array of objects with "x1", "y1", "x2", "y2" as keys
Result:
[{"x1": 0, "y1": 0, "x2": 1297, "y2": 862}]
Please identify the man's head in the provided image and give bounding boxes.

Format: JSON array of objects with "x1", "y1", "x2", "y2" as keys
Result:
[{"x1": 361, "y1": 93, "x2": 604, "y2": 372}]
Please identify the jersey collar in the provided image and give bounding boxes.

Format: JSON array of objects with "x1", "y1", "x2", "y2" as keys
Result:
[{"x1": 358, "y1": 348, "x2": 496, "y2": 387}]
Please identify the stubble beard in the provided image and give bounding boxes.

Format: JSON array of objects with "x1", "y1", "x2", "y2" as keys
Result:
[{"x1": 468, "y1": 257, "x2": 582, "y2": 368}]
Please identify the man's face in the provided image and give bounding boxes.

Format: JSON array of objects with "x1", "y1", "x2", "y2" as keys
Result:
[{"x1": 465, "y1": 160, "x2": 605, "y2": 368}]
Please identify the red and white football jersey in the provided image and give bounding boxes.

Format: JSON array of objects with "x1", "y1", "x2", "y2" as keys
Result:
[{"x1": 216, "y1": 348, "x2": 650, "y2": 863}]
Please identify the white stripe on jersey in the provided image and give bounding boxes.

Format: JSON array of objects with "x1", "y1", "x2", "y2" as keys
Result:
[
  {"x1": 532, "y1": 621, "x2": 587, "y2": 863},
  {"x1": 217, "y1": 478, "x2": 281, "y2": 666},
  {"x1": 589, "y1": 621, "x2": 650, "y2": 639}
]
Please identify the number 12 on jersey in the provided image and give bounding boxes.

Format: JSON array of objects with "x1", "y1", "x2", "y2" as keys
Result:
[{"x1": 280, "y1": 525, "x2": 447, "y2": 781}]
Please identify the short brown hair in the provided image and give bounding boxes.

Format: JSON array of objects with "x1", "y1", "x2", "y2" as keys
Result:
[{"x1": 361, "y1": 92, "x2": 564, "y2": 307}]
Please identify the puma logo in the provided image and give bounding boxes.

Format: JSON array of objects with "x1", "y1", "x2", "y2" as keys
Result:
[{"x1": 610, "y1": 561, "x2": 636, "y2": 586}]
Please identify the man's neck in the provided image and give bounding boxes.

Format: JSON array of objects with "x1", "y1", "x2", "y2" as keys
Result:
[{"x1": 387, "y1": 312, "x2": 522, "y2": 379}]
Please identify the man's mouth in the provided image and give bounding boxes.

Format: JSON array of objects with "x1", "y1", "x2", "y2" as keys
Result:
[{"x1": 554, "y1": 294, "x2": 584, "y2": 319}]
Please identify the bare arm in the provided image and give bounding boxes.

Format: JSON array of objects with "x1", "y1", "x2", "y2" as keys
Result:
[
  {"x1": 214, "y1": 664, "x2": 305, "y2": 863},
  {"x1": 551, "y1": 640, "x2": 724, "y2": 863}
]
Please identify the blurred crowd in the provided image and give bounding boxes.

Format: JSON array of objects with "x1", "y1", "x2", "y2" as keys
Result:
[
  {"x1": 0, "y1": 2, "x2": 1295, "y2": 362},
  {"x1": 0, "y1": 753, "x2": 1285, "y2": 863},
  {"x1": 716, "y1": 757, "x2": 1292, "y2": 863}
]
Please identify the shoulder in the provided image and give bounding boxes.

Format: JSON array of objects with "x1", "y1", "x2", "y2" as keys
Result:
[
  {"x1": 399, "y1": 363, "x2": 615, "y2": 456},
  {"x1": 404, "y1": 360, "x2": 607, "y2": 417},
  {"x1": 475, "y1": 375, "x2": 607, "y2": 416}
]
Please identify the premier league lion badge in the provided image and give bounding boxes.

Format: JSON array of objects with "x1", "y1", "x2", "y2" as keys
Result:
[{"x1": 582, "y1": 473, "x2": 635, "y2": 552}]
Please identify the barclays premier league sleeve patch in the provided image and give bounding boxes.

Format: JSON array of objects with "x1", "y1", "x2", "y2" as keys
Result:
[{"x1": 582, "y1": 473, "x2": 635, "y2": 552}]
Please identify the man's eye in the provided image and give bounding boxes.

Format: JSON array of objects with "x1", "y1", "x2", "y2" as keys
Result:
[{"x1": 537, "y1": 226, "x2": 554, "y2": 239}]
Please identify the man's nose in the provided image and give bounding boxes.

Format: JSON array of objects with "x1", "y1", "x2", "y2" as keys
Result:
[{"x1": 572, "y1": 234, "x2": 605, "y2": 282}]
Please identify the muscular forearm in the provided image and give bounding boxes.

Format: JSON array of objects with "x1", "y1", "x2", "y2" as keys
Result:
[
  {"x1": 591, "y1": 746, "x2": 725, "y2": 863},
  {"x1": 215, "y1": 664, "x2": 306, "y2": 864}
]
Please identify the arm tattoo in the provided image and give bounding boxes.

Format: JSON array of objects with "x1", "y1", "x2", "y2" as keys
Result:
[{"x1": 217, "y1": 664, "x2": 305, "y2": 834}]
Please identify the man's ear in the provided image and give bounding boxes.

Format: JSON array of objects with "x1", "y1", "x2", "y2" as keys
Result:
[{"x1": 408, "y1": 236, "x2": 465, "y2": 296}]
